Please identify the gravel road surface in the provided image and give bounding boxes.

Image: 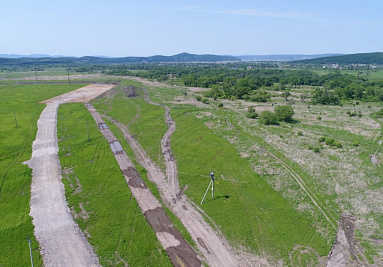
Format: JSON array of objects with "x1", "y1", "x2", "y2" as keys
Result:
[{"x1": 27, "y1": 84, "x2": 115, "y2": 266}]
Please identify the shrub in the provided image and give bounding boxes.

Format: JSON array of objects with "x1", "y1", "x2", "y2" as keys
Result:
[
  {"x1": 196, "y1": 95, "x2": 202, "y2": 101},
  {"x1": 218, "y1": 103, "x2": 224, "y2": 108},
  {"x1": 202, "y1": 98, "x2": 209, "y2": 104},
  {"x1": 325, "y1": 138, "x2": 335, "y2": 146},
  {"x1": 250, "y1": 90, "x2": 270, "y2": 102},
  {"x1": 347, "y1": 110, "x2": 357, "y2": 117},
  {"x1": 297, "y1": 131, "x2": 303, "y2": 136},
  {"x1": 333, "y1": 141, "x2": 343, "y2": 148},
  {"x1": 358, "y1": 111, "x2": 362, "y2": 117},
  {"x1": 371, "y1": 108, "x2": 383, "y2": 118},
  {"x1": 274, "y1": 105, "x2": 294, "y2": 122},
  {"x1": 317, "y1": 116, "x2": 322, "y2": 120},
  {"x1": 259, "y1": 111, "x2": 278, "y2": 125},
  {"x1": 246, "y1": 112, "x2": 258, "y2": 119},
  {"x1": 314, "y1": 147, "x2": 320, "y2": 153},
  {"x1": 319, "y1": 137, "x2": 326, "y2": 142},
  {"x1": 352, "y1": 141, "x2": 359, "y2": 147}
]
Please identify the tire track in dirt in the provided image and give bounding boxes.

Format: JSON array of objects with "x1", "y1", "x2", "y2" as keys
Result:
[
  {"x1": 106, "y1": 87, "x2": 269, "y2": 266},
  {"x1": 87, "y1": 104, "x2": 201, "y2": 267}
]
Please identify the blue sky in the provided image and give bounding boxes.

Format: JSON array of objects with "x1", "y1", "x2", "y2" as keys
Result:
[{"x1": 1, "y1": 0, "x2": 382, "y2": 57}]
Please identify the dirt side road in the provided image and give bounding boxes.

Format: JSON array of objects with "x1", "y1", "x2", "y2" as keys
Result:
[
  {"x1": 87, "y1": 104, "x2": 201, "y2": 267},
  {"x1": 27, "y1": 84, "x2": 115, "y2": 266},
  {"x1": 106, "y1": 88, "x2": 270, "y2": 266},
  {"x1": 27, "y1": 103, "x2": 100, "y2": 266}
]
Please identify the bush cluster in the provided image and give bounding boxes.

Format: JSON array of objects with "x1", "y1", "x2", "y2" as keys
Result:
[
  {"x1": 246, "y1": 106, "x2": 258, "y2": 119},
  {"x1": 319, "y1": 137, "x2": 342, "y2": 148},
  {"x1": 259, "y1": 111, "x2": 277, "y2": 125},
  {"x1": 259, "y1": 105, "x2": 295, "y2": 125}
]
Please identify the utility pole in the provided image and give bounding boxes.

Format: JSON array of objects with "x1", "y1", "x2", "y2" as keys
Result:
[
  {"x1": 27, "y1": 236, "x2": 34, "y2": 267},
  {"x1": 14, "y1": 111, "x2": 18, "y2": 128},
  {"x1": 34, "y1": 65, "x2": 38, "y2": 81},
  {"x1": 259, "y1": 146, "x2": 264, "y2": 175},
  {"x1": 86, "y1": 121, "x2": 90, "y2": 141},
  {"x1": 67, "y1": 68, "x2": 71, "y2": 84}
]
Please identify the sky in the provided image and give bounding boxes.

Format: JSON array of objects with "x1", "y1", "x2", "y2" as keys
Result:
[{"x1": 1, "y1": 0, "x2": 382, "y2": 57}]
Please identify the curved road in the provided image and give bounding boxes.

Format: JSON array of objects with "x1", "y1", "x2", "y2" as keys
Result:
[{"x1": 108, "y1": 88, "x2": 269, "y2": 266}]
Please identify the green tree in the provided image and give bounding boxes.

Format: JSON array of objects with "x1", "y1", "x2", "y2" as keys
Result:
[
  {"x1": 259, "y1": 111, "x2": 278, "y2": 125},
  {"x1": 274, "y1": 105, "x2": 294, "y2": 122},
  {"x1": 281, "y1": 91, "x2": 291, "y2": 102}
]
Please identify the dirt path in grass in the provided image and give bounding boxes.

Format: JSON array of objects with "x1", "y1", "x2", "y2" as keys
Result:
[
  {"x1": 26, "y1": 84, "x2": 115, "y2": 266},
  {"x1": 223, "y1": 112, "x2": 338, "y2": 230},
  {"x1": 104, "y1": 88, "x2": 269, "y2": 267},
  {"x1": 87, "y1": 105, "x2": 201, "y2": 267}
]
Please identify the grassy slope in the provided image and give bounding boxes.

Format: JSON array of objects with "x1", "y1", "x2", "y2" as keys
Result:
[
  {"x1": 93, "y1": 80, "x2": 197, "y2": 248},
  {"x1": 97, "y1": 82, "x2": 330, "y2": 264},
  {"x1": 170, "y1": 106, "x2": 330, "y2": 264},
  {"x1": 0, "y1": 83, "x2": 86, "y2": 266},
  {"x1": 57, "y1": 103, "x2": 172, "y2": 266}
]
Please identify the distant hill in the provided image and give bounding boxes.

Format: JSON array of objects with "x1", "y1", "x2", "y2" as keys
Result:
[
  {"x1": 237, "y1": 54, "x2": 341, "y2": 62},
  {"x1": 0, "y1": 53, "x2": 239, "y2": 66},
  {"x1": 293, "y1": 52, "x2": 383, "y2": 64}
]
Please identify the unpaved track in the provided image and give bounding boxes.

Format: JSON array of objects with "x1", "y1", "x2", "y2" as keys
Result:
[
  {"x1": 107, "y1": 88, "x2": 269, "y2": 266},
  {"x1": 225, "y1": 114, "x2": 337, "y2": 230},
  {"x1": 27, "y1": 84, "x2": 115, "y2": 266},
  {"x1": 87, "y1": 105, "x2": 201, "y2": 267}
]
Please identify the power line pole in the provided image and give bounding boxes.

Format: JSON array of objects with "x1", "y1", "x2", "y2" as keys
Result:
[
  {"x1": 34, "y1": 65, "x2": 38, "y2": 81},
  {"x1": 14, "y1": 111, "x2": 18, "y2": 128},
  {"x1": 67, "y1": 68, "x2": 71, "y2": 84},
  {"x1": 86, "y1": 121, "x2": 90, "y2": 141},
  {"x1": 259, "y1": 146, "x2": 264, "y2": 175},
  {"x1": 27, "y1": 236, "x2": 34, "y2": 267}
]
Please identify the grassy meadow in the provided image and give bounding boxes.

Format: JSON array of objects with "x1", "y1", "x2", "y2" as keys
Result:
[
  {"x1": 136, "y1": 81, "x2": 382, "y2": 264},
  {"x1": 57, "y1": 103, "x2": 172, "y2": 266},
  {"x1": 0, "y1": 83, "x2": 87, "y2": 266},
  {"x1": 94, "y1": 82, "x2": 335, "y2": 265}
]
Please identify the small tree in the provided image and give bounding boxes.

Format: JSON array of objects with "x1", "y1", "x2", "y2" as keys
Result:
[
  {"x1": 247, "y1": 106, "x2": 258, "y2": 119},
  {"x1": 259, "y1": 111, "x2": 278, "y2": 125},
  {"x1": 275, "y1": 105, "x2": 294, "y2": 122},
  {"x1": 281, "y1": 91, "x2": 291, "y2": 102}
]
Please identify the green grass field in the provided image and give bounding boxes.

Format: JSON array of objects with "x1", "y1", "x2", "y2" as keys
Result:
[
  {"x1": 0, "y1": 83, "x2": 87, "y2": 266},
  {"x1": 57, "y1": 103, "x2": 172, "y2": 266},
  {"x1": 170, "y1": 106, "x2": 331, "y2": 264},
  {"x1": 94, "y1": 82, "x2": 333, "y2": 265}
]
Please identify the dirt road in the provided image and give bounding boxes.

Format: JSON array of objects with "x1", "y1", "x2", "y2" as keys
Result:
[
  {"x1": 87, "y1": 105, "x2": 201, "y2": 267},
  {"x1": 106, "y1": 88, "x2": 269, "y2": 266},
  {"x1": 27, "y1": 84, "x2": 115, "y2": 266}
]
